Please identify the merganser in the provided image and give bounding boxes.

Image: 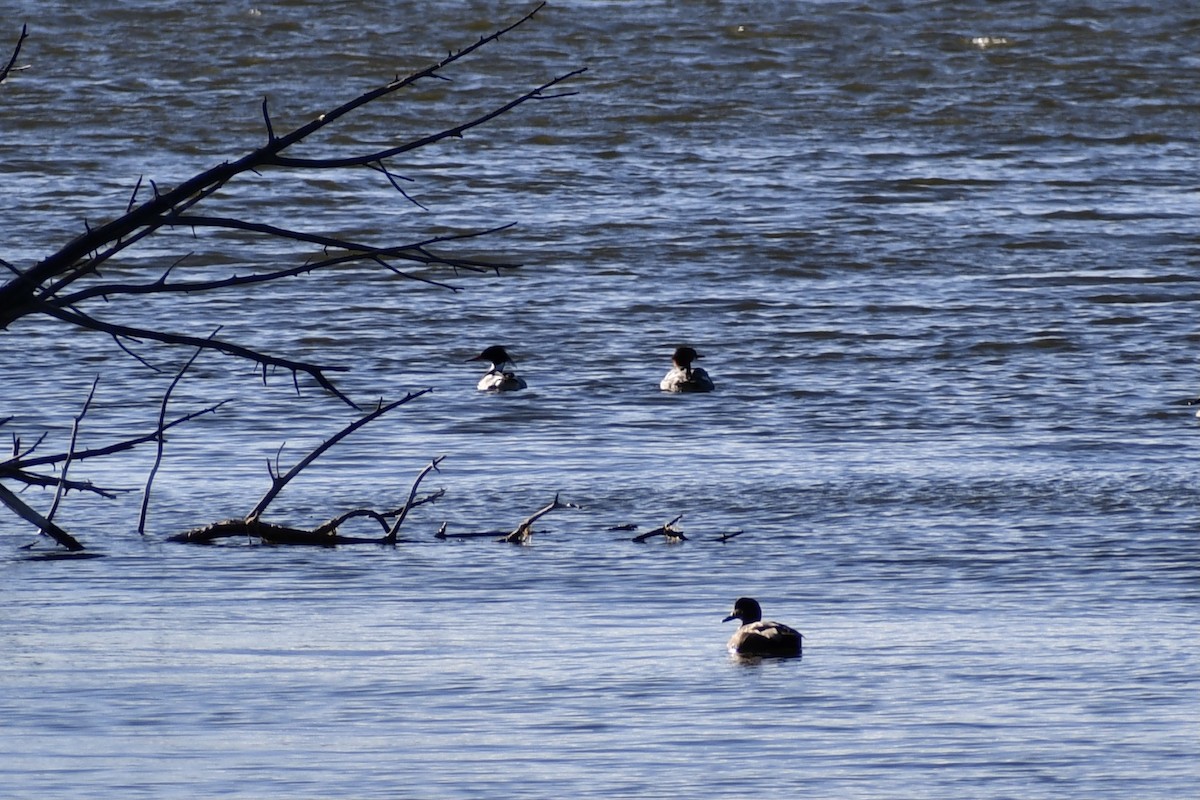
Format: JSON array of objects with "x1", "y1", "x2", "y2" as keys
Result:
[
  {"x1": 722, "y1": 597, "x2": 802, "y2": 657},
  {"x1": 467, "y1": 345, "x2": 527, "y2": 392},
  {"x1": 660, "y1": 346, "x2": 715, "y2": 393}
]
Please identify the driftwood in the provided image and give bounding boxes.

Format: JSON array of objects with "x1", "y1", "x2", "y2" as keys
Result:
[
  {"x1": 631, "y1": 513, "x2": 687, "y2": 543},
  {"x1": 169, "y1": 397, "x2": 443, "y2": 545}
]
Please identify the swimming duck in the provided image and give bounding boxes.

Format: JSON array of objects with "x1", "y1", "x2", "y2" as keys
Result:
[
  {"x1": 467, "y1": 345, "x2": 527, "y2": 392},
  {"x1": 722, "y1": 597, "x2": 802, "y2": 657},
  {"x1": 660, "y1": 346, "x2": 715, "y2": 393}
]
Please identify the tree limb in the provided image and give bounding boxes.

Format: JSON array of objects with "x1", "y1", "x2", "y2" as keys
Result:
[
  {"x1": 35, "y1": 302, "x2": 358, "y2": 408},
  {"x1": 246, "y1": 391, "x2": 431, "y2": 522},
  {"x1": 382, "y1": 455, "x2": 446, "y2": 542},
  {"x1": 138, "y1": 338, "x2": 215, "y2": 536},
  {"x1": 631, "y1": 513, "x2": 687, "y2": 543},
  {"x1": 0, "y1": 483, "x2": 85, "y2": 551},
  {"x1": 0, "y1": 24, "x2": 28, "y2": 84},
  {"x1": 0, "y1": 4, "x2": 582, "y2": 409},
  {"x1": 500, "y1": 493, "x2": 580, "y2": 544},
  {"x1": 45, "y1": 377, "x2": 99, "y2": 525}
]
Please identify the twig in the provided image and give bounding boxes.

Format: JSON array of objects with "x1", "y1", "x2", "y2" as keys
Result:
[
  {"x1": 138, "y1": 337, "x2": 217, "y2": 536},
  {"x1": 384, "y1": 455, "x2": 446, "y2": 543},
  {"x1": 36, "y1": 303, "x2": 358, "y2": 408},
  {"x1": 45, "y1": 377, "x2": 99, "y2": 525},
  {"x1": 12, "y1": 403, "x2": 225, "y2": 470}
]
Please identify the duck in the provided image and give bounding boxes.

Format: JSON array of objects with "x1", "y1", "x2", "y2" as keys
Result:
[
  {"x1": 722, "y1": 597, "x2": 802, "y2": 657},
  {"x1": 659, "y1": 346, "x2": 715, "y2": 393},
  {"x1": 467, "y1": 345, "x2": 527, "y2": 392}
]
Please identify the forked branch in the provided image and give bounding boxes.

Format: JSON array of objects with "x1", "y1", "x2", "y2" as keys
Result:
[
  {"x1": 0, "y1": 3, "x2": 584, "y2": 409},
  {"x1": 247, "y1": 391, "x2": 431, "y2": 523}
]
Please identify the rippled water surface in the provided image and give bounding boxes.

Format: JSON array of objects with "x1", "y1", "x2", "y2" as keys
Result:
[{"x1": 2, "y1": 1, "x2": 1198, "y2": 798}]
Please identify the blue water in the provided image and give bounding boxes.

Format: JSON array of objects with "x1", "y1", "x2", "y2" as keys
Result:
[{"x1": 2, "y1": 1, "x2": 1197, "y2": 797}]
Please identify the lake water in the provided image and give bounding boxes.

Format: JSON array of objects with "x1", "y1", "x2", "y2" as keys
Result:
[{"x1": 1, "y1": 1, "x2": 1197, "y2": 798}]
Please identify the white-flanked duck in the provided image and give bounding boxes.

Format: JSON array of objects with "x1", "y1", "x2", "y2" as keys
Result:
[
  {"x1": 659, "y1": 345, "x2": 714, "y2": 393},
  {"x1": 467, "y1": 345, "x2": 527, "y2": 393},
  {"x1": 722, "y1": 597, "x2": 802, "y2": 657}
]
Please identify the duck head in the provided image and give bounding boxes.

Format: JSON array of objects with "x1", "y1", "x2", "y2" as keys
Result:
[
  {"x1": 723, "y1": 597, "x2": 763, "y2": 625},
  {"x1": 468, "y1": 345, "x2": 516, "y2": 371},
  {"x1": 671, "y1": 346, "x2": 701, "y2": 370}
]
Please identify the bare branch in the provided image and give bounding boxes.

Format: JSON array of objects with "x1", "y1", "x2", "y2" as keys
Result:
[
  {"x1": 138, "y1": 338, "x2": 215, "y2": 535},
  {"x1": 383, "y1": 455, "x2": 446, "y2": 542},
  {"x1": 0, "y1": 482, "x2": 87, "y2": 551},
  {"x1": 36, "y1": 302, "x2": 358, "y2": 408},
  {"x1": 0, "y1": 6, "x2": 581, "y2": 411},
  {"x1": 500, "y1": 493, "x2": 581, "y2": 544},
  {"x1": 246, "y1": 391, "x2": 431, "y2": 522},
  {"x1": 261, "y1": 97, "x2": 276, "y2": 142},
  {"x1": 263, "y1": 68, "x2": 587, "y2": 171},
  {"x1": 631, "y1": 513, "x2": 687, "y2": 543},
  {"x1": 125, "y1": 175, "x2": 145, "y2": 214},
  {"x1": 0, "y1": 24, "x2": 29, "y2": 84},
  {"x1": 45, "y1": 377, "x2": 99, "y2": 524}
]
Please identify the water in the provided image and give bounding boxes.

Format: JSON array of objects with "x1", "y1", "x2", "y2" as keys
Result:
[{"x1": 2, "y1": 1, "x2": 1197, "y2": 797}]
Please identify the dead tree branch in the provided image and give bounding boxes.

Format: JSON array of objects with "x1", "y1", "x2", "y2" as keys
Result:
[
  {"x1": 0, "y1": 483, "x2": 85, "y2": 552},
  {"x1": 170, "y1": 445, "x2": 445, "y2": 547},
  {"x1": 380, "y1": 455, "x2": 446, "y2": 543},
  {"x1": 45, "y1": 377, "x2": 99, "y2": 525},
  {"x1": 0, "y1": 3, "x2": 584, "y2": 408},
  {"x1": 0, "y1": 24, "x2": 28, "y2": 84},
  {"x1": 501, "y1": 493, "x2": 581, "y2": 544},
  {"x1": 631, "y1": 513, "x2": 687, "y2": 543},
  {"x1": 247, "y1": 391, "x2": 430, "y2": 523},
  {"x1": 138, "y1": 339, "x2": 220, "y2": 536}
]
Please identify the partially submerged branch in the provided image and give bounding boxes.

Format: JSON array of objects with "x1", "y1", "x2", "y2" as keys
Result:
[
  {"x1": 0, "y1": 483, "x2": 84, "y2": 552},
  {"x1": 138, "y1": 339, "x2": 219, "y2": 536},
  {"x1": 631, "y1": 513, "x2": 687, "y2": 543},
  {"x1": 500, "y1": 493, "x2": 581, "y2": 544},
  {"x1": 170, "y1": 404, "x2": 443, "y2": 546},
  {"x1": 247, "y1": 391, "x2": 430, "y2": 522}
]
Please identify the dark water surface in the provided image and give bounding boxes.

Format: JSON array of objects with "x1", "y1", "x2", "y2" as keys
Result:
[{"x1": 2, "y1": 2, "x2": 1197, "y2": 798}]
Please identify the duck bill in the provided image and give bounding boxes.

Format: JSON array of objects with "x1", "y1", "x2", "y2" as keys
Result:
[{"x1": 722, "y1": 614, "x2": 737, "y2": 623}]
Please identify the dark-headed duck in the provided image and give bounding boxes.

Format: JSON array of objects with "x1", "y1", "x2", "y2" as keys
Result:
[
  {"x1": 722, "y1": 597, "x2": 802, "y2": 657},
  {"x1": 467, "y1": 345, "x2": 528, "y2": 392},
  {"x1": 660, "y1": 346, "x2": 714, "y2": 393}
]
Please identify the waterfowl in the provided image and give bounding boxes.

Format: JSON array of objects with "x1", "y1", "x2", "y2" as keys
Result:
[
  {"x1": 660, "y1": 346, "x2": 714, "y2": 393},
  {"x1": 722, "y1": 597, "x2": 802, "y2": 657},
  {"x1": 467, "y1": 345, "x2": 527, "y2": 392}
]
